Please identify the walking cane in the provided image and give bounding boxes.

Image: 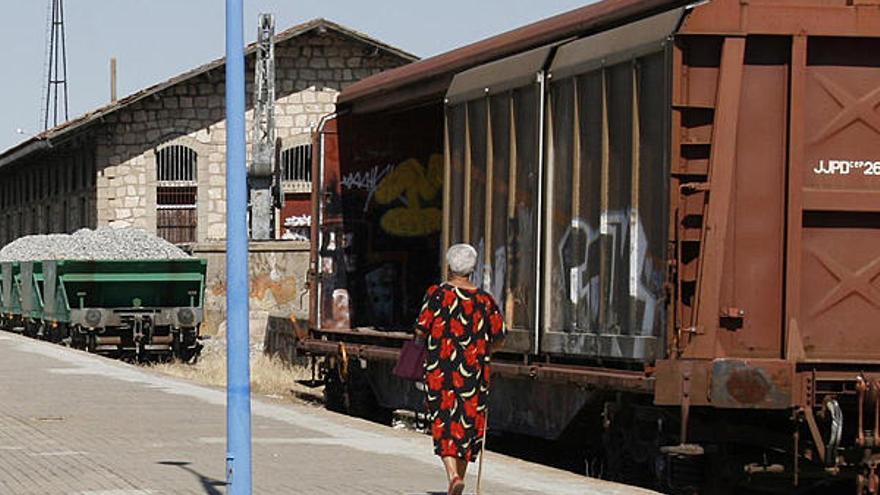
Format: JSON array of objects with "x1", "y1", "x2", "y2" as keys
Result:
[{"x1": 476, "y1": 408, "x2": 488, "y2": 495}]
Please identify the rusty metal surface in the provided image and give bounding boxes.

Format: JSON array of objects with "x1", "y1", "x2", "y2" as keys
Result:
[
  {"x1": 654, "y1": 359, "x2": 711, "y2": 406},
  {"x1": 683, "y1": 37, "x2": 746, "y2": 359},
  {"x1": 339, "y1": 0, "x2": 688, "y2": 109},
  {"x1": 299, "y1": 338, "x2": 654, "y2": 393},
  {"x1": 681, "y1": 0, "x2": 880, "y2": 37},
  {"x1": 313, "y1": 327, "x2": 412, "y2": 341},
  {"x1": 708, "y1": 359, "x2": 793, "y2": 409},
  {"x1": 669, "y1": 1, "x2": 880, "y2": 375},
  {"x1": 793, "y1": 37, "x2": 880, "y2": 363},
  {"x1": 656, "y1": 358, "x2": 796, "y2": 409},
  {"x1": 315, "y1": 104, "x2": 445, "y2": 332}
]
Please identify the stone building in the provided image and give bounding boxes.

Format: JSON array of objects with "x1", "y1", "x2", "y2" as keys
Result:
[{"x1": 0, "y1": 19, "x2": 417, "y2": 246}]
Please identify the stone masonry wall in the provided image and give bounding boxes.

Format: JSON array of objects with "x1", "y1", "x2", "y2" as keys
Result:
[
  {"x1": 0, "y1": 145, "x2": 98, "y2": 247},
  {"x1": 192, "y1": 241, "x2": 311, "y2": 339},
  {"x1": 94, "y1": 29, "x2": 408, "y2": 242}
]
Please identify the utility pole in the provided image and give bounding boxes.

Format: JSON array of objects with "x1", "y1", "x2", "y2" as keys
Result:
[
  {"x1": 249, "y1": 14, "x2": 277, "y2": 240},
  {"x1": 110, "y1": 57, "x2": 118, "y2": 103},
  {"x1": 42, "y1": 0, "x2": 69, "y2": 130},
  {"x1": 225, "y1": 0, "x2": 253, "y2": 493}
]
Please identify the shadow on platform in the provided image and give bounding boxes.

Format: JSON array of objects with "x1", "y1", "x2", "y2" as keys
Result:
[{"x1": 158, "y1": 460, "x2": 226, "y2": 495}]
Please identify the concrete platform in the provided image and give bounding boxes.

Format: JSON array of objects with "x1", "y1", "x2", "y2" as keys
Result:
[{"x1": 0, "y1": 332, "x2": 658, "y2": 495}]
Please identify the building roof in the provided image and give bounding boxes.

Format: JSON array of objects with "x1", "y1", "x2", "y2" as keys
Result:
[
  {"x1": 0, "y1": 18, "x2": 418, "y2": 169},
  {"x1": 338, "y1": 0, "x2": 684, "y2": 111}
]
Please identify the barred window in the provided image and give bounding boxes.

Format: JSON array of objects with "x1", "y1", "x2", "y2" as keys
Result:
[
  {"x1": 156, "y1": 144, "x2": 198, "y2": 244},
  {"x1": 281, "y1": 143, "x2": 312, "y2": 182},
  {"x1": 157, "y1": 145, "x2": 198, "y2": 184}
]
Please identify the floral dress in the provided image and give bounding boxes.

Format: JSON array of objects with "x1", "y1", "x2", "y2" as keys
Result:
[{"x1": 416, "y1": 283, "x2": 507, "y2": 462}]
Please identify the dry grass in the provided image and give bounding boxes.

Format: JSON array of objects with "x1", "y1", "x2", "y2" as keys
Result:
[{"x1": 151, "y1": 345, "x2": 321, "y2": 402}]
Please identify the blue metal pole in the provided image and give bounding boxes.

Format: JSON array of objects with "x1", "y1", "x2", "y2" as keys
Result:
[{"x1": 225, "y1": 0, "x2": 252, "y2": 493}]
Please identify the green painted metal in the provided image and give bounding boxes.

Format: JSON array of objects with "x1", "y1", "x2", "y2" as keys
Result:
[
  {"x1": 19, "y1": 262, "x2": 45, "y2": 321},
  {"x1": 0, "y1": 262, "x2": 22, "y2": 318},
  {"x1": 42, "y1": 259, "x2": 207, "y2": 324}
]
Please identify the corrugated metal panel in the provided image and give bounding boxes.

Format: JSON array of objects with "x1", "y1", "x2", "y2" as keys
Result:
[
  {"x1": 445, "y1": 44, "x2": 557, "y2": 105},
  {"x1": 549, "y1": 7, "x2": 684, "y2": 80}
]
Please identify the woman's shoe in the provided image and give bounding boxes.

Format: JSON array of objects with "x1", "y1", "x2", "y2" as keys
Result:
[{"x1": 447, "y1": 476, "x2": 464, "y2": 495}]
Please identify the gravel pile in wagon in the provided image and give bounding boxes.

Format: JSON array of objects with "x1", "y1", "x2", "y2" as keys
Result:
[{"x1": 0, "y1": 227, "x2": 191, "y2": 262}]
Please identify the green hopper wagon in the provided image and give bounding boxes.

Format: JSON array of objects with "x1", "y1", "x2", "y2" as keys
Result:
[
  {"x1": 0, "y1": 262, "x2": 23, "y2": 332},
  {"x1": 42, "y1": 259, "x2": 208, "y2": 361},
  {"x1": 0, "y1": 263, "x2": 4, "y2": 328},
  {"x1": 19, "y1": 261, "x2": 45, "y2": 338}
]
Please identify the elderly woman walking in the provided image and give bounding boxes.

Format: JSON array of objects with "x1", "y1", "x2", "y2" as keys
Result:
[{"x1": 414, "y1": 244, "x2": 507, "y2": 495}]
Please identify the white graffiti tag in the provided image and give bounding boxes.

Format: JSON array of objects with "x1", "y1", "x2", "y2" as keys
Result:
[
  {"x1": 558, "y1": 210, "x2": 663, "y2": 337},
  {"x1": 340, "y1": 164, "x2": 393, "y2": 212},
  {"x1": 284, "y1": 214, "x2": 312, "y2": 227}
]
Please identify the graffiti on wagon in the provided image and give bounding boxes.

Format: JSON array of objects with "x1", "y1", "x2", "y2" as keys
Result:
[{"x1": 558, "y1": 210, "x2": 664, "y2": 337}]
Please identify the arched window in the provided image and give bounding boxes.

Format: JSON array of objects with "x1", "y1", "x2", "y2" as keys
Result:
[
  {"x1": 156, "y1": 144, "x2": 198, "y2": 244},
  {"x1": 281, "y1": 143, "x2": 312, "y2": 192},
  {"x1": 280, "y1": 142, "x2": 312, "y2": 241}
]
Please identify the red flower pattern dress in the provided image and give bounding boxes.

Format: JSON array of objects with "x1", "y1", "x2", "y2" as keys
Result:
[{"x1": 417, "y1": 283, "x2": 506, "y2": 462}]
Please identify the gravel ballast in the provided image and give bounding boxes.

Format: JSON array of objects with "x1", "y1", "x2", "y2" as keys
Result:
[{"x1": 0, "y1": 227, "x2": 191, "y2": 262}]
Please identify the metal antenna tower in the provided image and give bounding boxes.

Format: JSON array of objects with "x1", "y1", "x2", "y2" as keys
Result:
[
  {"x1": 42, "y1": 0, "x2": 69, "y2": 130},
  {"x1": 249, "y1": 13, "x2": 278, "y2": 240}
]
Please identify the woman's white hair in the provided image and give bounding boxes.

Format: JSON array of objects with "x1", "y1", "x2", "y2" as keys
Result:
[{"x1": 447, "y1": 243, "x2": 478, "y2": 276}]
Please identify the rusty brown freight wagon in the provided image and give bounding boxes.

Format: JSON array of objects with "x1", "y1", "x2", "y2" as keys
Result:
[{"x1": 301, "y1": 0, "x2": 880, "y2": 492}]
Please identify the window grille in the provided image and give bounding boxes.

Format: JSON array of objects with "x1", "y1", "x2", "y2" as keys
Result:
[
  {"x1": 155, "y1": 145, "x2": 198, "y2": 244},
  {"x1": 157, "y1": 145, "x2": 198, "y2": 184},
  {"x1": 281, "y1": 143, "x2": 312, "y2": 193}
]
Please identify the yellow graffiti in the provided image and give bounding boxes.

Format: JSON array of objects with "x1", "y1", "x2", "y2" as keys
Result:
[{"x1": 375, "y1": 154, "x2": 443, "y2": 237}]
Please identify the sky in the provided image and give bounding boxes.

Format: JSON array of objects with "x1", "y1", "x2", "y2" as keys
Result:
[{"x1": 0, "y1": 0, "x2": 592, "y2": 152}]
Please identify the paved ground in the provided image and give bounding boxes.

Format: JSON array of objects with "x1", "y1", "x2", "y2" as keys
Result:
[{"x1": 0, "y1": 332, "x2": 658, "y2": 495}]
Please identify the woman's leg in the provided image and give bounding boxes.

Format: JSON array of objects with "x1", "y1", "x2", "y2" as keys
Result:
[
  {"x1": 455, "y1": 458, "x2": 468, "y2": 479},
  {"x1": 442, "y1": 456, "x2": 459, "y2": 482}
]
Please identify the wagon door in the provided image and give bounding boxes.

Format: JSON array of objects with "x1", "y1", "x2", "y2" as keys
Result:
[
  {"x1": 313, "y1": 106, "x2": 446, "y2": 332},
  {"x1": 444, "y1": 46, "x2": 557, "y2": 353},
  {"x1": 540, "y1": 9, "x2": 683, "y2": 361},
  {"x1": 787, "y1": 37, "x2": 880, "y2": 362}
]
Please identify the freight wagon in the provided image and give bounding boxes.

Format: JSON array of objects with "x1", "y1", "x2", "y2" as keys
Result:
[
  {"x1": 0, "y1": 262, "x2": 23, "y2": 332},
  {"x1": 0, "y1": 259, "x2": 206, "y2": 361},
  {"x1": 301, "y1": 0, "x2": 880, "y2": 492}
]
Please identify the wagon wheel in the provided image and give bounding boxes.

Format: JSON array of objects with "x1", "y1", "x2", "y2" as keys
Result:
[
  {"x1": 171, "y1": 331, "x2": 182, "y2": 361},
  {"x1": 58, "y1": 324, "x2": 70, "y2": 346},
  {"x1": 322, "y1": 357, "x2": 347, "y2": 414},
  {"x1": 136, "y1": 340, "x2": 148, "y2": 364}
]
